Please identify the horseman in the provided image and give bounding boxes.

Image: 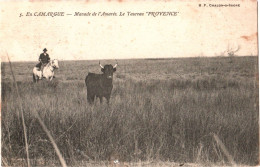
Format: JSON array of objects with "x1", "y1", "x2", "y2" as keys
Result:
[
  {"x1": 36, "y1": 48, "x2": 50, "y2": 72},
  {"x1": 33, "y1": 48, "x2": 58, "y2": 82}
]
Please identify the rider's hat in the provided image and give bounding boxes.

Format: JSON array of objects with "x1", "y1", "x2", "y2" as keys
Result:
[{"x1": 43, "y1": 48, "x2": 47, "y2": 52}]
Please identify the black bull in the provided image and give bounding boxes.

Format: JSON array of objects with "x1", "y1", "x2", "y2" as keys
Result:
[{"x1": 85, "y1": 62, "x2": 117, "y2": 104}]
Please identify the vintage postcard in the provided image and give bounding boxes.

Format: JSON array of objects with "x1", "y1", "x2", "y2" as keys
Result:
[{"x1": 0, "y1": 0, "x2": 258, "y2": 166}]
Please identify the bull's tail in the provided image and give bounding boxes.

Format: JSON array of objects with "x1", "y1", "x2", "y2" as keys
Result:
[{"x1": 33, "y1": 74, "x2": 36, "y2": 83}]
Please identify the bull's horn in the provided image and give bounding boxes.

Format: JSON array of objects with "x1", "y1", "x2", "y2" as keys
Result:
[
  {"x1": 99, "y1": 61, "x2": 104, "y2": 69},
  {"x1": 113, "y1": 60, "x2": 118, "y2": 68}
]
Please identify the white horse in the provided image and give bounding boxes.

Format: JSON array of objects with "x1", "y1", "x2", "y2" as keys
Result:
[{"x1": 33, "y1": 59, "x2": 59, "y2": 83}]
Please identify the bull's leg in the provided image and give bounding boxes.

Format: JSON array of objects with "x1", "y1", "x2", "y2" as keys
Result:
[
  {"x1": 87, "y1": 94, "x2": 95, "y2": 104},
  {"x1": 105, "y1": 95, "x2": 110, "y2": 104},
  {"x1": 99, "y1": 96, "x2": 103, "y2": 104},
  {"x1": 87, "y1": 97, "x2": 93, "y2": 104}
]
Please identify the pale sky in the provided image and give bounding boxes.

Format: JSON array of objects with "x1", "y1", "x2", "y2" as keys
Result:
[{"x1": 0, "y1": 0, "x2": 258, "y2": 61}]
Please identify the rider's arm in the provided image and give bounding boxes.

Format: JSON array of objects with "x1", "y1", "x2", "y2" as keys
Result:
[
  {"x1": 47, "y1": 54, "x2": 50, "y2": 62},
  {"x1": 39, "y1": 54, "x2": 42, "y2": 62}
]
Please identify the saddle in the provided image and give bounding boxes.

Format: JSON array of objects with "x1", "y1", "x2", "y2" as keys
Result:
[{"x1": 39, "y1": 63, "x2": 48, "y2": 72}]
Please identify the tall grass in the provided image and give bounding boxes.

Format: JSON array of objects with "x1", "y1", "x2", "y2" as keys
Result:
[
  {"x1": 6, "y1": 55, "x2": 30, "y2": 167},
  {"x1": 1, "y1": 56, "x2": 258, "y2": 166}
]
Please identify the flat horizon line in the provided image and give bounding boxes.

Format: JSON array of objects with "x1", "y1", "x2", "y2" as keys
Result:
[{"x1": 1, "y1": 55, "x2": 258, "y2": 63}]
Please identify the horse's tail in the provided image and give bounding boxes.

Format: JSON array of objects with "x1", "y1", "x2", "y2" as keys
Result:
[{"x1": 33, "y1": 73, "x2": 36, "y2": 83}]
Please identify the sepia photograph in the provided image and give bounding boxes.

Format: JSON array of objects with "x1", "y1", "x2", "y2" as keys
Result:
[{"x1": 0, "y1": 0, "x2": 258, "y2": 166}]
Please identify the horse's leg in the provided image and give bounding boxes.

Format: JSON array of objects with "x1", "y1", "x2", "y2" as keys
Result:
[
  {"x1": 46, "y1": 76, "x2": 50, "y2": 81},
  {"x1": 50, "y1": 71, "x2": 55, "y2": 81},
  {"x1": 33, "y1": 74, "x2": 36, "y2": 83},
  {"x1": 39, "y1": 72, "x2": 42, "y2": 80},
  {"x1": 49, "y1": 76, "x2": 53, "y2": 81}
]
